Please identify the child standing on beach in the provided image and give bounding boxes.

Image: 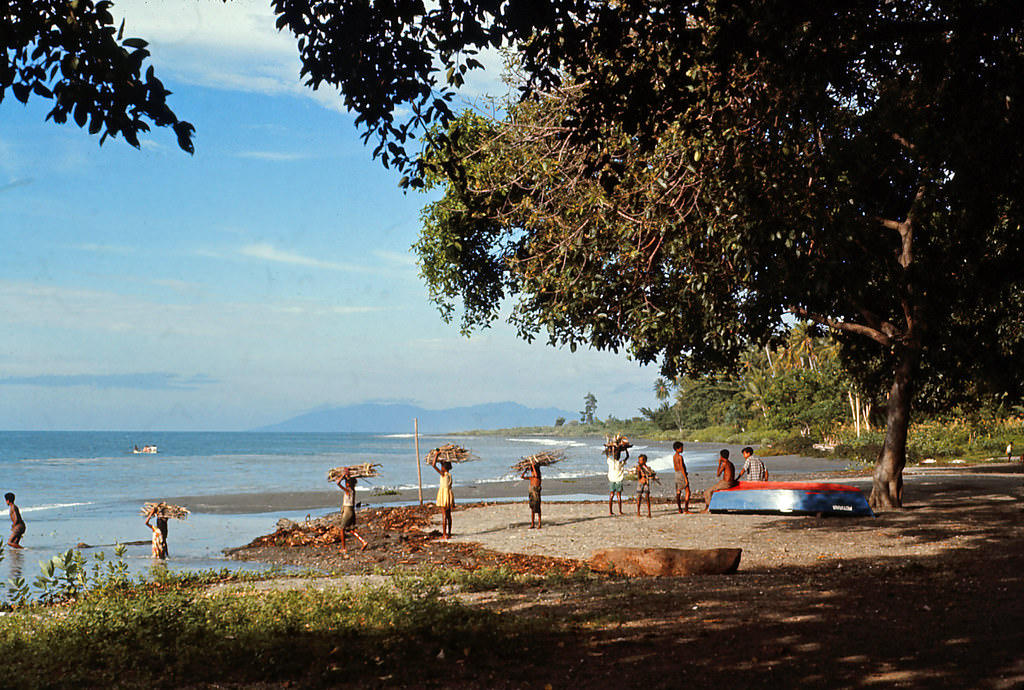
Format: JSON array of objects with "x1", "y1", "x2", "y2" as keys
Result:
[
  {"x1": 6, "y1": 492, "x2": 25, "y2": 549},
  {"x1": 635, "y1": 455, "x2": 654, "y2": 518},
  {"x1": 607, "y1": 448, "x2": 628, "y2": 515},
  {"x1": 336, "y1": 468, "x2": 368, "y2": 552},
  {"x1": 430, "y1": 458, "x2": 454, "y2": 539},
  {"x1": 672, "y1": 441, "x2": 691, "y2": 514},
  {"x1": 521, "y1": 459, "x2": 542, "y2": 529}
]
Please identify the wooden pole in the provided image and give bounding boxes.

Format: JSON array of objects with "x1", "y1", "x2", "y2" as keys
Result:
[
  {"x1": 849, "y1": 390, "x2": 860, "y2": 438},
  {"x1": 414, "y1": 417, "x2": 423, "y2": 505}
]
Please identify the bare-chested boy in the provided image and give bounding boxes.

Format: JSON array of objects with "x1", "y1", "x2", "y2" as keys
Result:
[
  {"x1": 6, "y1": 492, "x2": 25, "y2": 549},
  {"x1": 635, "y1": 454, "x2": 654, "y2": 518},
  {"x1": 702, "y1": 449, "x2": 737, "y2": 512},
  {"x1": 672, "y1": 441, "x2": 691, "y2": 513},
  {"x1": 521, "y1": 460, "x2": 543, "y2": 528}
]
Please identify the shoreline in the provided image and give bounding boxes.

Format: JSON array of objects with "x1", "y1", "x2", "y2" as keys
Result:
[{"x1": 165, "y1": 453, "x2": 868, "y2": 515}]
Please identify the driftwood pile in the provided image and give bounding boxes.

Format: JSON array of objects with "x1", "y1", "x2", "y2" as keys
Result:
[
  {"x1": 604, "y1": 434, "x2": 633, "y2": 456},
  {"x1": 327, "y1": 463, "x2": 382, "y2": 482},
  {"x1": 511, "y1": 450, "x2": 565, "y2": 473},
  {"x1": 140, "y1": 502, "x2": 190, "y2": 520},
  {"x1": 238, "y1": 503, "x2": 584, "y2": 575},
  {"x1": 425, "y1": 444, "x2": 477, "y2": 464}
]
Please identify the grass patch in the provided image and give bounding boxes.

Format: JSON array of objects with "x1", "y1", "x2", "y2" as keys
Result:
[{"x1": 0, "y1": 574, "x2": 558, "y2": 688}]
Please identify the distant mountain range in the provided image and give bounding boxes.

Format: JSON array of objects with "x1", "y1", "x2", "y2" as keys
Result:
[{"x1": 254, "y1": 402, "x2": 574, "y2": 433}]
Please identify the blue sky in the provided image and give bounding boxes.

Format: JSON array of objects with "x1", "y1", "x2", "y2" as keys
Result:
[{"x1": 0, "y1": 0, "x2": 658, "y2": 431}]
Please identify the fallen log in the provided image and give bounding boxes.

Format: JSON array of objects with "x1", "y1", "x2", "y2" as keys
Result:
[{"x1": 589, "y1": 547, "x2": 742, "y2": 577}]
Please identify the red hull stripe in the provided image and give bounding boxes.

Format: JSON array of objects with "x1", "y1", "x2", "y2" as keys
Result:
[{"x1": 724, "y1": 481, "x2": 864, "y2": 493}]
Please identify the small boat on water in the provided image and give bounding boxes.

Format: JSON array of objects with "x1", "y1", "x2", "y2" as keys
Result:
[
  {"x1": 708, "y1": 481, "x2": 875, "y2": 517},
  {"x1": 132, "y1": 444, "x2": 158, "y2": 454}
]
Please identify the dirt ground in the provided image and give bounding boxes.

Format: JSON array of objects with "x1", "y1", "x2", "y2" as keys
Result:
[{"x1": 225, "y1": 465, "x2": 1024, "y2": 689}]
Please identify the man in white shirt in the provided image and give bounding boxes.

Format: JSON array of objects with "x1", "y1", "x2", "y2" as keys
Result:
[{"x1": 607, "y1": 447, "x2": 628, "y2": 515}]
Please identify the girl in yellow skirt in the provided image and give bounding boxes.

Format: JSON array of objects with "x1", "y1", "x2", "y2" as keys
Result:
[{"x1": 430, "y1": 458, "x2": 454, "y2": 538}]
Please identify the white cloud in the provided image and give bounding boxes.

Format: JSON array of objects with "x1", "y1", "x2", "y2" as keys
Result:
[
  {"x1": 239, "y1": 243, "x2": 364, "y2": 272},
  {"x1": 0, "y1": 279, "x2": 383, "y2": 341},
  {"x1": 235, "y1": 150, "x2": 315, "y2": 162},
  {"x1": 374, "y1": 249, "x2": 418, "y2": 267}
]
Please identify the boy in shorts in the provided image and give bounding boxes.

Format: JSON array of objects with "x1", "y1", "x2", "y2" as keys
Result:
[
  {"x1": 672, "y1": 441, "x2": 691, "y2": 513},
  {"x1": 635, "y1": 454, "x2": 654, "y2": 518}
]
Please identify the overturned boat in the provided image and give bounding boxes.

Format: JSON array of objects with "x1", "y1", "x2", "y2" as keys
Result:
[{"x1": 708, "y1": 481, "x2": 874, "y2": 517}]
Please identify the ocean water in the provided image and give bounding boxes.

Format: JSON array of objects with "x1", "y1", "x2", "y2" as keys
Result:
[{"x1": 0, "y1": 430, "x2": 787, "y2": 590}]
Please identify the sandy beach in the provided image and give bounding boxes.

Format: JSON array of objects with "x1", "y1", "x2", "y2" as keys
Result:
[
  {"x1": 220, "y1": 462, "x2": 1024, "y2": 688},
  {"x1": 226, "y1": 463, "x2": 1023, "y2": 573}
]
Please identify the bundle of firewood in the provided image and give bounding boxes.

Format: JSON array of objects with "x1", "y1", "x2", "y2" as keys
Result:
[
  {"x1": 511, "y1": 450, "x2": 565, "y2": 473},
  {"x1": 425, "y1": 443, "x2": 477, "y2": 464},
  {"x1": 140, "y1": 502, "x2": 190, "y2": 520},
  {"x1": 626, "y1": 465, "x2": 660, "y2": 483},
  {"x1": 327, "y1": 463, "x2": 382, "y2": 482},
  {"x1": 604, "y1": 434, "x2": 633, "y2": 455}
]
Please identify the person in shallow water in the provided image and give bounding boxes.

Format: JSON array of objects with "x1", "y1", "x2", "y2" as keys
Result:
[
  {"x1": 145, "y1": 506, "x2": 168, "y2": 559},
  {"x1": 6, "y1": 492, "x2": 25, "y2": 549}
]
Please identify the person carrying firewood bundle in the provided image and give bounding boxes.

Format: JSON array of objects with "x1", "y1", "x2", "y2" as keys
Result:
[
  {"x1": 336, "y1": 468, "x2": 368, "y2": 552},
  {"x1": 635, "y1": 454, "x2": 655, "y2": 518},
  {"x1": 144, "y1": 506, "x2": 169, "y2": 559},
  {"x1": 429, "y1": 457, "x2": 455, "y2": 539},
  {"x1": 521, "y1": 458, "x2": 543, "y2": 529}
]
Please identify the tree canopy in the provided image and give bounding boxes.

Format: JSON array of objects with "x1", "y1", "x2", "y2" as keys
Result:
[
  {"x1": 405, "y1": 1, "x2": 1024, "y2": 507},
  {"x1": 3, "y1": 0, "x2": 194, "y2": 151}
]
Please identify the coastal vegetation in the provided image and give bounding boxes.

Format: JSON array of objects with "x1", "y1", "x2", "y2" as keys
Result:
[{"x1": 464, "y1": 327, "x2": 1024, "y2": 467}]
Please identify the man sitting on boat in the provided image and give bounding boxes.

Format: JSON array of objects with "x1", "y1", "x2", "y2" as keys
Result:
[
  {"x1": 736, "y1": 447, "x2": 768, "y2": 482},
  {"x1": 701, "y1": 449, "x2": 738, "y2": 512}
]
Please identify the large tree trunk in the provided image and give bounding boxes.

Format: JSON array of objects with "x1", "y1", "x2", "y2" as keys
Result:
[{"x1": 869, "y1": 348, "x2": 920, "y2": 510}]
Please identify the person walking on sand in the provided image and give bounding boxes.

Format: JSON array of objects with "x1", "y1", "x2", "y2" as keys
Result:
[
  {"x1": 672, "y1": 441, "x2": 691, "y2": 514},
  {"x1": 5, "y1": 492, "x2": 25, "y2": 549},
  {"x1": 607, "y1": 446, "x2": 628, "y2": 515},
  {"x1": 521, "y1": 459, "x2": 543, "y2": 529},
  {"x1": 702, "y1": 449, "x2": 738, "y2": 512},
  {"x1": 635, "y1": 454, "x2": 654, "y2": 518},
  {"x1": 430, "y1": 458, "x2": 455, "y2": 538},
  {"x1": 145, "y1": 507, "x2": 168, "y2": 559},
  {"x1": 336, "y1": 468, "x2": 368, "y2": 552},
  {"x1": 736, "y1": 446, "x2": 768, "y2": 482}
]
